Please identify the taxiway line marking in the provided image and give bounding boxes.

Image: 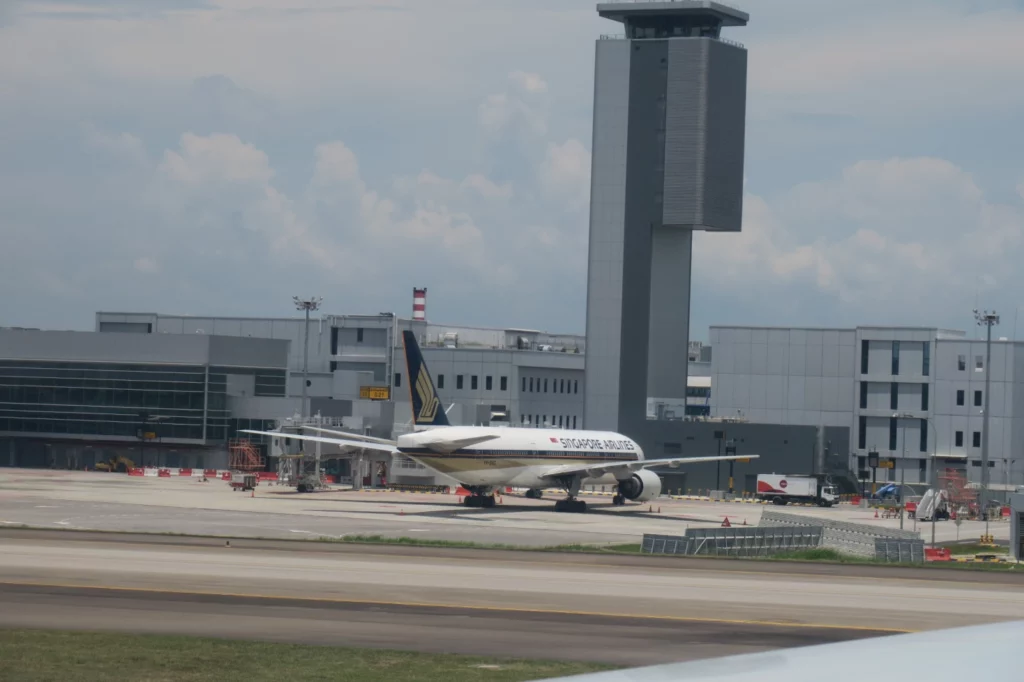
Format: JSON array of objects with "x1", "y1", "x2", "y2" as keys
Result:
[{"x1": 0, "y1": 579, "x2": 914, "y2": 634}]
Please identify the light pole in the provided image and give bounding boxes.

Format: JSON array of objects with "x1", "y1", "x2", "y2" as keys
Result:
[
  {"x1": 974, "y1": 309, "x2": 999, "y2": 538},
  {"x1": 294, "y1": 296, "x2": 323, "y2": 420},
  {"x1": 894, "y1": 412, "x2": 908, "y2": 530}
]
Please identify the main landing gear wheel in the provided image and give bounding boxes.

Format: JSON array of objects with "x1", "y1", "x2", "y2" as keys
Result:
[
  {"x1": 525, "y1": 489, "x2": 544, "y2": 499},
  {"x1": 554, "y1": 499, "x2": 587, "y2": 513},
  {"x1": 612, "y1": 494, "x2": 626, "y2": 506},
  {"x1": 463, "y1": 495, "x2": 496, "y2": 509}
]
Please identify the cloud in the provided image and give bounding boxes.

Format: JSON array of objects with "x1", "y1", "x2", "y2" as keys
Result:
[
  {"x1": 538, "y1": 138, "x2": 591, "y2": 212},
  {"x1": 693, "y1": 156, "x2": 1024, "y2": 324},
  {"x1": 509, "y1": 70, "x2": 548, "y2": 94},
  {"x1": 133, "y1": 257, "x2": 160, "y2": 273}
]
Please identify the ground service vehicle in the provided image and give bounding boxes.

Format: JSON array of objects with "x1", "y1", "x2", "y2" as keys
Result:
[{"x1": 756, "y1": 474, "x2": 838, "y2": 507}]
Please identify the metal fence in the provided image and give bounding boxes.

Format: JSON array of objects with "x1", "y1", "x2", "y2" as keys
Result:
[
  {"x1": 642, "y1": 526, "x2": 823, "y2": 558},
  {"x1": 874, "y1": 539, "x2": 926, "y2": 563},
  {"x1": 760, "y1": 510, "x2": 922, "y2": 559}
]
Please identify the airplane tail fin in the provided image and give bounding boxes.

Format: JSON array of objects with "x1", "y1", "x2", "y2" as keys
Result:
[{"x1": 402, "y1": 330, "x2": 450, "y2": 427}]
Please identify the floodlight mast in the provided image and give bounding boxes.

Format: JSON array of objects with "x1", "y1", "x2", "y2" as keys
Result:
[
  {"x1": 294, "y1": 297, "x2": 323, "y2": 419},
  {"x1": 973, "y1": 308, "x2": 999, "y2": 538}
]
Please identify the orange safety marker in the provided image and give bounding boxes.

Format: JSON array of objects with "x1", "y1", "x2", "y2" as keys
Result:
[{"x1": 721, "y1": 516, "x2": 731, "y2": 527}]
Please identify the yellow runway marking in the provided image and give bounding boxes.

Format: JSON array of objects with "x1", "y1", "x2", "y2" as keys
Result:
[{"x1": 0, "y1": 579, "x2": 913, "y2": 634}]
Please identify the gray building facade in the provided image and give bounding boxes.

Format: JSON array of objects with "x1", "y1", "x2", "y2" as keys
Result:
[
  {"x1": 0, "y1": 328, "x2": 289, "y2": 470},
  {"x1": 710, "y1": 325, "x2": 1024, "y2": 489},
  {"x1": 585, "y1": 1, "x2": 749, "y2": 433}
]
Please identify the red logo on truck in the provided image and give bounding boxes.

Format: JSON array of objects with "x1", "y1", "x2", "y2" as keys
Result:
[{"x1": 779, "y1": 479, "x2": 788, "y2": 488}]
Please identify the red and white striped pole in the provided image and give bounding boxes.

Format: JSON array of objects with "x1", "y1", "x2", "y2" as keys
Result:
[{"x1": 412, "y1": 288, "x2": 427, "y2": 321}]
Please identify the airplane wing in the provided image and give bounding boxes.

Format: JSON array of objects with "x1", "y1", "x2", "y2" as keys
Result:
[
  {"x1": 414, "y1": 434, "x2": 502, "y2": 454},
  {"x1": 239, "y1": 430, "x2": 399, "y2": 455},
  {"x1": 543, "y1": 619, "x2": 1024, "y2": 681},
  {"x1": 540, "y1": 454, "x2": 758, "y2": 481},
  {"x1": 302, "y1": 426, "x2": 397, "y2": 446}
]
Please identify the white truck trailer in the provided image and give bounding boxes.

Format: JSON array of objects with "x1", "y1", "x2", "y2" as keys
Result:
[{"x1": 756, "y1": 474, "x2": 838, "y2": 507}]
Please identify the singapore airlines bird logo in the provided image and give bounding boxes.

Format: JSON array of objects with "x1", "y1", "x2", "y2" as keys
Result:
[{"x1": 416, "y1": 368, "x2": 440, "y2": 422}]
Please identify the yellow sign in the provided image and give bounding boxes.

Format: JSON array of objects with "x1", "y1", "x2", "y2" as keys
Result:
[
  {"x1": 142, "y1": 432, "x2": 157, "y2": 440},
  {"x1": 360, "y1": 386, "x2": 391, "y2": 401},
  {"x1": 879, "y1": 458, "x2": 895, "y2": 469}
]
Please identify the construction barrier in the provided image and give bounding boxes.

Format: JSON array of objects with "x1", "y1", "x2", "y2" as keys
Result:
[
  {"x1": 642, "y1": 526, "x2": 823, "y2": 558},
  {"x1": 761, "y1": 509, "x2": 921, "y2": 559}
]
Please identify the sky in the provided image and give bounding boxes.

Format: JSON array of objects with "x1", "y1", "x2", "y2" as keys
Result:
[{"x1": 2, "y1": 0, "x2": 1024, "y2": 341}]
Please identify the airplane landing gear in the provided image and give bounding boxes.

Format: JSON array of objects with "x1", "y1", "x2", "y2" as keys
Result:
[
  {"x1": 524, "y1": 488, "x2": 544, "y2": 499},
  {"x1": 462, "y1": 488, "x2": 496, "y2": 508},
  {"x1": 612, "y1": 494, "x2": 625, "y2": 506},
  {"x1": 555, "y1": 498, "x2": 587, "y2": 513}
]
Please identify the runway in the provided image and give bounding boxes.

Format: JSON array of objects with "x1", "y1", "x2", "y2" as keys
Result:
[
  {"x1": 0, "y1": 583, "x2": 877, "y2": 666},
  {"x1": 1, "y1": 530, "x2": 1022, "y2": 665}
]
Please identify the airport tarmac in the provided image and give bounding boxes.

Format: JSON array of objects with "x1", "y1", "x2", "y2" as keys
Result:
[
  {"x1": 0, "y1": 469, "x2": 1007, "y2": 546},
  {"x1": 2, "y1": 531, "x2": 1022, "y2": 664}
]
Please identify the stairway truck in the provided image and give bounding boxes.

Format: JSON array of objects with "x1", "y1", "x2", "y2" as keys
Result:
[{"x1": 756, "y1": 474, "x2": 838, "y2": 507}]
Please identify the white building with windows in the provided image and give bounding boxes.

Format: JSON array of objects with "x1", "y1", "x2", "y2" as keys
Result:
[{"x1": 710, "y1": 325, "x2": 1024, "y2": 487}]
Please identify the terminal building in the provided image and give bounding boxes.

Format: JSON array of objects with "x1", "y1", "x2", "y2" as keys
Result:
[{"x1": 709, "y1": 325, "x2": 1024, "y2": 490}]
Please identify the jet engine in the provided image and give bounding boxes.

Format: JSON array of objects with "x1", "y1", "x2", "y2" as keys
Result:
[{"x1": 617, "y1": 469, "x2": 662, "y2": 502}]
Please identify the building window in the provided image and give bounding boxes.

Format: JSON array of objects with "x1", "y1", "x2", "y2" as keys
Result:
[
  {"x1": 921, "y1": 384, "x2": 929, "y2": 411},
  {"x1": 394, "y1": 373, "x2": 401, "y2": 387},
  {"x1": 973, "y1": 431, "x2": 981, "y2": 448},
  {"x1": 958, "y1": 354, "x2": 966, "y2": 371},
  {"x1": 562, "y1": 379, "x2": 567, "y2": 393},
  {"x1": 574, "y1": 380, "x2": 579, "y2": 394},
  {"x1": 471, "y1": 376, "x2": 478, "y2": 390},
  {"x1": 485, "y1": 376, "x2": 492, "y2": 391},
  {"x1": 858, "y1": 416, "x2": 866, "y2": 450},
  {"x1": 860, "y1": 382, "x2": 868, "y2": 409},
  {"x1": 919, "y1": 419, "x2": 927, "y2": 452},
  {"x1": 956, "y1": 390, "x2": 965, "y2": 406},
  {"x1": 520, "y1": 414, "x2": 525, "y2": 425},
  {"x1": 529, "y1": 378, "x2": 534, "y2": 392},
  {"x1": 955, "y1": 431, "x2": 963, "y2": 447},
  {"x1": 558, "y1": 415, "x2": 563, "y2": 427},
  {"x1": 544, "y1": 378, "x2": 548, "y2": 393},
  {"x1": 892, "y1": 340, "x2": 900, "y2": 376},
  {"x1": 572, "y1": 415, "x2": 577, "y2": 429},
  {"x1": 357, "y1": 328, "x2": 364, "y2": 343},
  {"x1": 457, "y1": 375, "x2": 464, "y2": 390},
  {"x1": 500, "y1": 376, "x2": 508, "y2": 391},
  {"x1": 861, "y1": 340, "x2": 869, "y2": 374},
  {"x1": 923, "y1": 342, "x2": 930, "y2": 377},
  {"x1": 438, "y1": 374, "x2": 445, "y2": 389},
  {"x1": 890, "y1": 383, "x2": 898, "y2": 410},
  {"x1": 889, "y1": 417, "x2": 897, "y2": 451},
  {"x1": 974, "y1": 390, "x2": 982, "y2": 407},
  {"x1": 521, "y1": 377, "x2": 526, "y2": 392},
  {"x1": 976, "y1": 355, "x2": 984, "y2": 370}
]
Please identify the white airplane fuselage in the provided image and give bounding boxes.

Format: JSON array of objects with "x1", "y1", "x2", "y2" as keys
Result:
[{"x1": 396, "y1": 426, "x2": 644, "y2": 489}]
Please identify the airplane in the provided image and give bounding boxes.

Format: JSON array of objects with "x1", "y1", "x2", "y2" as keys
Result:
[
  {"x1": 242, "y1": 330, "x2": 757, "y2": 512},
  {"x1": 543, "y1": 619, "x2": 1024, "y2": 681}
]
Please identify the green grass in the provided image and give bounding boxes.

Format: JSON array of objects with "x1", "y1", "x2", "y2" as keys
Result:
[
  {"x1": 0, "y1": 630, "x2": 615, "y2": 682},
  {"x1": 940, "y1": 542, "x2": 1007, "y2": 556}
]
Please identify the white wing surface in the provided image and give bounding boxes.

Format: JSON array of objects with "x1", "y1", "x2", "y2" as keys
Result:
[{"x1": 540, "y1": 454, "x2": 758, "y2": 481}]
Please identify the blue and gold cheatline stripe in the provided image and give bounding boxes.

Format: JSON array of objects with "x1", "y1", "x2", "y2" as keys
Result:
[{"x1": 398, "y1": 448, "x2": 639, "y2": 461}]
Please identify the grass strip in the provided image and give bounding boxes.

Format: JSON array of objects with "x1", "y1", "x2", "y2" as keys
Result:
[{"x1": 0, "y1": 629, "x2": 614, "y2": 682}]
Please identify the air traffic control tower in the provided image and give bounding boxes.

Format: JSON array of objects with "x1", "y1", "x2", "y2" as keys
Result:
[{"x1": 584, "y1": 2, "x2": 749, "y2": 432}]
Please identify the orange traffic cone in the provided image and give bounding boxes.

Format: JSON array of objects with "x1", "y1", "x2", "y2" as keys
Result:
[
  {"x1": 742, "y1": 518, "x2": 747, "y2": 526},
  {"x1": 400, "y1": 509, "x2": 404, "y2": 516},
  {"x1": 874, "y1": 508, "x2": 879, "y2": 519},
  {"x1": 721, "y1": 517, "x2": 731, "y2": 527}
]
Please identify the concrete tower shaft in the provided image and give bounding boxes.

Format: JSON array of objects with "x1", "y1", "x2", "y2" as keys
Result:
[{"x1": 585, "y1": 1, "x2": 748, "y2": 432}]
